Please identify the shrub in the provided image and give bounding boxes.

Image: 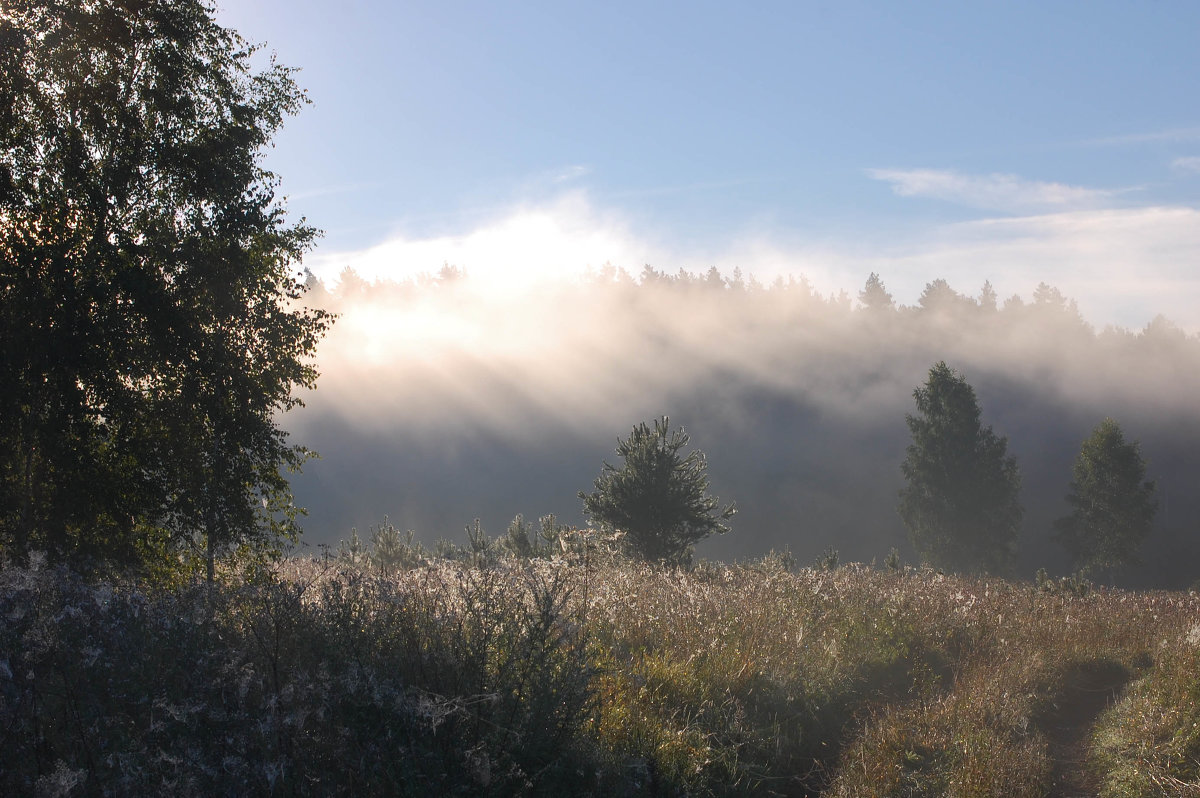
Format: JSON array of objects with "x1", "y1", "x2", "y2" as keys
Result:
[{"x1": 0, "y1": 556, "x2": 599, "y2": 795}]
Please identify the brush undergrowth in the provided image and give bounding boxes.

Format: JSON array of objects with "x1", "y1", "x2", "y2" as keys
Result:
[{"x1": 3, "y1": 547, "x2": 1199, "y2": 796}]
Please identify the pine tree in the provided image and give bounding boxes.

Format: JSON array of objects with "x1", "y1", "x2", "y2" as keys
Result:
[
  {"x1": 979, "y1": 280, "x2": 998, "y2": 312},
  {"x1": 859, "y1": 272, "x2": 895, "y2": 311},
  {"x1": 580, "y1": 417, "x2": 735, "y2": 565},
  {"x1": 1055, "y1": 419, "x2": 1156, "y2": 578},
  {"x1": 898, "y1": 363, "x2": 1022, "y2": 574},
  {"x1": 917, "y1": 279, "x2": 975, "y2": 315}
]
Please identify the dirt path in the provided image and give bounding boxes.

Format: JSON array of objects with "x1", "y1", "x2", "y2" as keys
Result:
[{"x1": 1036, "y1": 660, "x2": 1131, "y2": 798}]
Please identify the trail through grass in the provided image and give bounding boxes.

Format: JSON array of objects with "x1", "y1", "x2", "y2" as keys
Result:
[{"x1": 1036, "y1": 660, "x2": 1131, "y2": 797}]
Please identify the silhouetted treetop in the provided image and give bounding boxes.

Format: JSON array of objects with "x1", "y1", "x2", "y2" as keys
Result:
[
  {"x1": 918, "y1": 279, "x2": 977, "y2": 316},
  {"x1": 859, "y1": 272, "x2": 895, "y2": 311}
]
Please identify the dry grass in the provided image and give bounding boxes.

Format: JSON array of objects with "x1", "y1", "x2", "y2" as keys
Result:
[{"x1": 5, "y1": 549, "x2": 1200, "y2": 795}]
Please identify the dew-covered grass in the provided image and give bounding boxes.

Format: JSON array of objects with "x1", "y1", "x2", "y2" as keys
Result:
[{"x1": 4, "y1": 548, "x2": 1199, "y2": 796}]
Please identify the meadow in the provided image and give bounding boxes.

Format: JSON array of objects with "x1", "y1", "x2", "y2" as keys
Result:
[{"x1": 3, "y1": 538, "x2": 1199, "y2": 796}]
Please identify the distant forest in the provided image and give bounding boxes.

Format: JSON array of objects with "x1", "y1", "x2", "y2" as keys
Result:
[{"x1": 288, "y1": 265, "x2": 1200, "y2": 588}]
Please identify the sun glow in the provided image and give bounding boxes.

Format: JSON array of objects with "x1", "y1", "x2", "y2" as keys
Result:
[
  {"x1": 333, "y1": 301, "x2": 489, "y2": 365},
  {"x1": 305, "y1": 192, "x2": 654, "y2": 296}
]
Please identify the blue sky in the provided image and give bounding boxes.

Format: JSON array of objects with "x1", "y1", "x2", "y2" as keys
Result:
[{"x1": 216, "y1": 0, "x2": 1200, "y2": 329}]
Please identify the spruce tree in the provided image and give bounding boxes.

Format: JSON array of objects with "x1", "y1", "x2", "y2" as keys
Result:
[
  {"x1": 898, "y1": 362, "x2": 1022, "y2": 574},
  {"x1": 1055, "y1": 419, "x2": 1156, "y2": 578}
]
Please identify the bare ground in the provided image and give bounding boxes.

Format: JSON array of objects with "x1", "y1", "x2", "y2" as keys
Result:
[{"x1": 1036, "y1": 660, "x2": 1131, "y2": 798}]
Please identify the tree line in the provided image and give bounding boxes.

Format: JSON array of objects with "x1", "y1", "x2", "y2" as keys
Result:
[{"x1": 323, "y1": 262, "x2": 1104, "y2": 327}]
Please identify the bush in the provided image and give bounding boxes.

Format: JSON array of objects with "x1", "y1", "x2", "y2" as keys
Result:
[{"x1": 0, "y1": 556, "x2": 599, "y2": 795}]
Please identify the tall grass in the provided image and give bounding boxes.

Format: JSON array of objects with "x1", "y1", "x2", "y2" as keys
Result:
[
  {"x1": 3, "y1": 549, "x2": 1199, "y2": 795},
  {"x1": 0, "y1": 555, "x2": 597, "y2": 795}
]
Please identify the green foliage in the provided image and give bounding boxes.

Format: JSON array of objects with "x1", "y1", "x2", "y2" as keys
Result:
[
  {"x1": 1055, "y1": 418, "x2": 1157, "y2": 579},
  {"x1": 0, "y1": 0, "x2": 332, "y2": 573},
  {"x1": 1035, "y1": 566, "x2": 1093, "y2": 597},
  {"x1": 899, "y1": 362, "x2": 1022, "y2": 575},
  {"x1": 368, "y1": 517, "x2": 424, "y2": 573},
  {"x1": 463, "y1": 517, "x2": 495, "y2": 566},
  {"x1": 535, "y1": 512, "x2": 570, "y2": 552},
  {"x1": 336, "y1": 519, "x2": 425, "y2": 573},
  {"x1": 337, "y1": 527, "x2": 365, "y2": 564},
  {"x1": 1093, "y1": 644, "x2": 1200, "y2": 797},
  {"x1": 759, "y1": 547, "x2": 798, "y2": 572},
  {"x1": 580, "y1": 416, "x2": 735, "y2": 566},
  {"x1": 499, "y1": 513, "x2": 537, "y2": 558},
  {"x1": 588, "y1": 560, "x2": 941, "y2": 795}
]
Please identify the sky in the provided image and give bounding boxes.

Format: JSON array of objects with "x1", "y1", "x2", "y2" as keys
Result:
[{"x1": 215, "y1": 0, "x2": 1200, "y2": 330}]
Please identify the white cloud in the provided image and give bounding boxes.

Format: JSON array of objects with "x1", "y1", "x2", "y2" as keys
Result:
[
  {"x1": 552, "y1": 165, "x2": 591, "y2": 183},
  {"x1": 1172, "y1": 156, "x2": 1200, "y2": 174},
  {"x1": 303, "y1": 191, "x2": 1200, "y2": 332},
  {"x1": 304, "y1": 191, "x2": 664, "y2": 294},
  {"x1": 866, "y1": 168, "x2": 1119, "y2": 214},
  {"x1": 870, "y1": 206, "x2": 1200, "y2": 330},
  {"x1": 1089, "y1": 127, "x2": 1200, "y2": 146}
]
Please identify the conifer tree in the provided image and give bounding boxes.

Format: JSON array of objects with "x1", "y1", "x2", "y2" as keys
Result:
[
  {"x1": 581, "y1": 417, "x2": 734, "y2": 565},
  {"x1": 1055, "y1": 419, "x2": 1156, "y2": 578},
  {"x1": 898, "y1": 363, "x2": 1022, "y2": 574},
  {"x1": 979, "y1": 280, "x2": 998, "y2": 312},
  {"x1": 859, "y1": 272, "x2": 895, "y2": 311}
]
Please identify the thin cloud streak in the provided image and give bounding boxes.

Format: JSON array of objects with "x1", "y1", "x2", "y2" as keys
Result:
[
  {"x1": 1087, "y1": 126, "x2": 1200, "y2": 146},
  {"x1": 552, "y1": 165, "x2": 591, "y2": 183},
  {"x1": 286, "y1": 182, "x2": 382, "y2": 201},
  {"x1": 1172, "y1": 156, "x2": 1200, "y2": 174},
  {"x1": 866, "y1": 168, "x2": 1122, "y2": 214}
]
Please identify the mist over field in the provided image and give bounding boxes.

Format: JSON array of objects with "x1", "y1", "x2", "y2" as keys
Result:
[{"x1": 284, "y1": 268, "x2": 1200, "y2": 588}]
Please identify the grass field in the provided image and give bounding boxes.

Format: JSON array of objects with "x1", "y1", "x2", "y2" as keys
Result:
[{"x1": 3, "y1": 544, "x2": 1199, "y2": 796}]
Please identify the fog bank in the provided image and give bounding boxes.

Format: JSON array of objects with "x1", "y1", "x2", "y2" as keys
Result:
[{"x1": 286, "y1": 268, "x2": 1200, "y2": 587}]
